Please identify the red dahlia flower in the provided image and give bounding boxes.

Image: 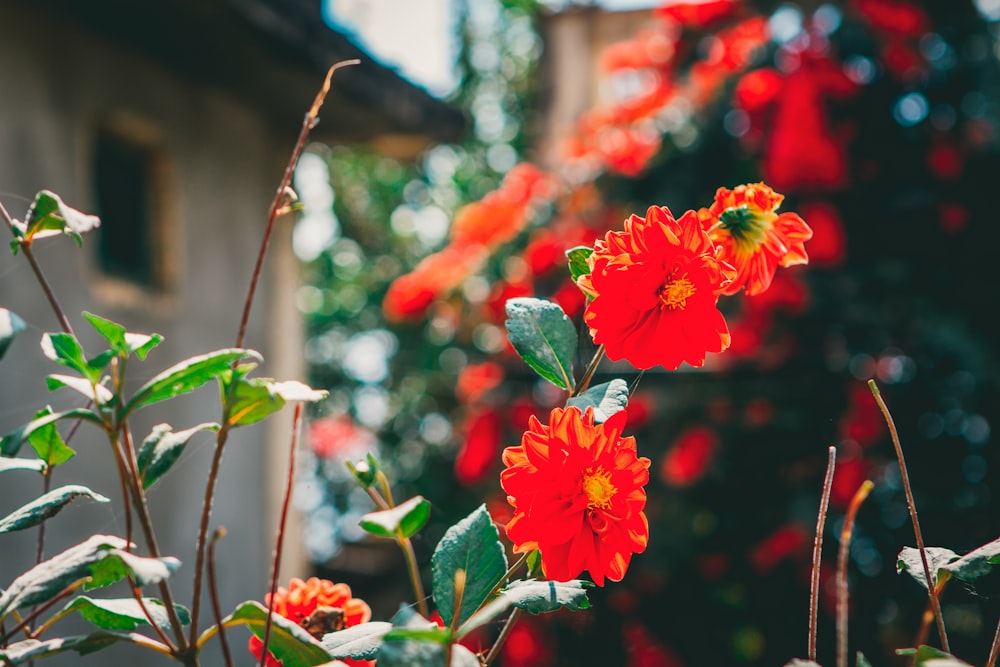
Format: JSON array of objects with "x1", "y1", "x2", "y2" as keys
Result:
[
  {"x1": 248, "y1": 577, "x2": 372, "y2": 667},
  {"x1": 578, "y1": 206, "x2": 736, "y2": 371},
  {"x1": 501, "y1": 406, "x2": 650, "y2": 586},
  {"x1": 699, "y1": 182, "x2": 812, "y2": 296}
]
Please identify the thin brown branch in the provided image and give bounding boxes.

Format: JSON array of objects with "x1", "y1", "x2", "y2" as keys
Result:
[
  {"x1": 400, "y1": 537, "x2": 429, "y2": 619},
  {"x1": 809, "y1": 445, "x2": 837, "y2": 662},
  {"x1": 986, "y1": 614, "x2": 1000, "y2": 667},
  {"x1": 10, "y1": 579, "x2": 86, "y2": 639},
  {"x1": 570, "y1": 344, "x2": 605, "y2": 398},
  {"x1": 837, "y1": 480, "x2": 873, "y2": 667},
  {"x1": 131, "y1": 586, "x2": 177, "y2": 652},
  {"x1": 207, "y1": 527, "x2": 234, "y2": 667},
  {"x1": 234, "y1": 59, "x2": 359, "y2": 350},
  {"x1": 259, "y1": 404, "x2": 304, "y2": 667},
  {"x1": 868, "y1": 380, "x2": 949, "y2": 652},
  {"x1": 189, "y1": 425, "x2": 230, "y2": 646},
  {"x1": 484, "y1": 608, "x2": 523, "y2": 667}
]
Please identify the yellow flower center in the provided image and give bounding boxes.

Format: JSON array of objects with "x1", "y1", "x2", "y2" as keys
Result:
[
  {"x1": 659, "y1": 274, "x2": 696, "y2": 309},
  {"x1": 582, "y1": 467, "x2": 617, "y2": 510}
]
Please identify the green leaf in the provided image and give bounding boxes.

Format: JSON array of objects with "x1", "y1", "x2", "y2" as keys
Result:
[
  {"x1": 377, "y1": 607, "x2": 478, "y2": 667},
  {"x1": 566, "y1": 378, "x2": 629, "y2": 423},
  {"x1": 137, "y1": 422, "x2": 219, "y2": 489},
  {"x1": 321, "y1": 621, "x2": 393, "y2": 660},
  {"x1": 27, "y1": 407, "x2": 77, "y2": 466},
  {"x1": 565, "y1": 245, "x2": 593, "y2": 282},
  {"x1": 85, "y1": 549, "x2": 181, "y2": 589},
  {"x1": 223, "y1": 375, "x2": 284, "y2": 427},
  {"x1": 123, "y1": 348, "x2": 261, "y2": 416},
  {"x1": 268, "y1": 380, "x2": 329, "y2": 403},
  {"x1": 1, "y1": 407, "x2": 100, "y2": 458},
  {"x1": 0, "y1": 308, "x2": 26, "y2": 359},
  {"x1": 458, "y1": 579, "x2": 592, "y2": 637},
  {"x1": 431, "y1": 504, "x2": 507, "y2": 627},
  {"x1": 23, "y1": 190, "x2": 101, "y2": 246},
  {"x1": 504, "y1": 297, "x2": 577, "y2": 390},
  {"x1": 0, "y1": 485, "x2": 109, "y2": 534},
  {"x1": 912, "y1": 645, "x2": 974, "y2": 666},
  {"x1": 896, "y1": 540, "x2": 1000, "y2": 591},
  {"x1": 63, "y1": 596, "x2": 189, "y2": 631},
  {"x1": 347, "y1": 453, "x2": 380, "y2": 488},
  {"x1": 0, "y1": 457, "x2": 46, "y2": 474},
  {"x1": 127, "y1": 332, "x2": 164, "y2": 360},
  {"x1": 82, "y1": 312, "x2": 126, "y2": 350},
  {"x1": 46, "y1": 374, "x2": 114, "y2": 405},
  {"x1": 857, "y1": 651, "x2": 873, "y2": 667},
  {"x1": 226, "y1": 600, "x2": 333, "y2": 667},
  {"x1": 0, "y1": 632, "x2": 144, "y2": 664},
  {"x1": 0, "y1": 535, "x2": 128, "y2": 617},
  {"x1": 41, "y1": 333, "x2": 100, "y2": 382},
  {"x1": 360, "y1": 496, "x2": 431, "y2": 539}
]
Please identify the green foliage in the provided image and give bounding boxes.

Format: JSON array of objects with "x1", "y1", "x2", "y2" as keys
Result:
[
  {"x1": 504, "y1": 297, "x2": 577, "y2": 390},
  {"x1": 459, "y1": 578, "x2": 592, "y2": 636},
  {"x1": 0, "y1": 308, "x2": 26, "y2": 359},
  {"x1": 566, "y1": 378, "x2": 629, "y2": 423},
  {"x1": 565, "y1": 245, "x2": 593, "y2": 283},
  {"x1": 857, "y1": 652, "x2": 873, "y2": 667},
  {"x1": 0, "y1": 456, "x2": 46, "y2": 474},
  {"x1": 41, "y1": 333, "x2": 100, "y2": 383},
  {"x1": 85, "y1": 549, "x2": 180, "y2": 589},
  {"x1": 0, "y1": 407, "x2": 101, "y2": 457},
  {"x1": 137, "y1": 423, "x2": 219, "y2": 489},
  {"x1": 226, "y1": 600, "x2": 334, "y2": 667},
  {"x1": 27, "y1": 407, "x2": 76, "y2": 466},
  {"x1": 10, "y1": 190, "x2": 100, "y2": 251},
  {"x1": 321, "y1": 621, "x2": 393, "y2": 660},
  {"x1": 82, "y1": 312, "x2": 163, "y2": 360},
  {"x1": 346, "y1": 453, "x2": 380, "y2": 488},
  {"x1": 431, "y1": 504, "x2": 507, "y2": 627},
  {"x1": 0, "y1": 485, "x2": 109, "y2": 534},
  {"x1": 905, "y1": 646, "x2": 974, "y2": 666},
  {"x1": 376, "y1": 607, "x2": 478, "y2": 667},
  {"x1": 0, "y1": 632, "x2": 144, "y2": 664},
  {"x1": 63, "y1": 596, "x2": 190, "y2": 631},
  {"x1": 359, "y1": 495, "x2": 431, "y2": 539},
  {"x1": 897, "y1": 540, "x2": 1000, "y2": 589},
  {"x1": 45, "y1": 374, "x2": 113, "y2": 405},
  {"x1": 123, "y1": 348, "x2": 261, "y2": 416}
]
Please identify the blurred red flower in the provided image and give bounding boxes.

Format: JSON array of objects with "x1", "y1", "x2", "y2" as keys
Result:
[
  {"x1": 748, "y1": 523, "x2": 810, "y2": 574},
  {"x1": 796, "y1": 201, "x2": 845, "y2": 267},
  {"x1": 308, "y1": 416, "x2": 374, "y2": 460},
  {"x1": 655, "y1": 0, "x2": 740, "y2": 28},
  {"x1": 248, "y1": 577, "x2": 372, "y2": 667},
  {"x1": 455, "y1": 409, "x2": 503, "y2": 486},
  {"x1": 660, "y1": 426, "x2": 718, "y2": 486},
  {"x1": 579, "y1": 206, "x2": 736, "y2": 370},
  {"x1": 700, "y1": 182, "x2": 812, "y2": 296},
  {"x1": 502, "y1": 617, "x2": 556, "y2": 667},
  {"x1": 502, "y1": 406, "x2": 650, "y2": 585},
  {"x1": 456, "y1": 362, "x2": 505, "y2": 404},
  {"x1": 623, "y1": 622, "x2": 685, "y2": 667}
]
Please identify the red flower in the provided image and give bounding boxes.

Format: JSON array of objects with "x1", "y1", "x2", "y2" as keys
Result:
[
  {"x1": 501, "y1": 407, "x2": 650, "y2": 586},
  {"x1": 748, "y1": 523, "x2": 810, "y2": 574},
  {"x1": 578, "y1": 206, "x2": 736, "y2": 371},
  {"x1": 660, "y1": 426, "x2": 718, "y2": 486},
  {"x1": 454, "y1": 409, "x2": 503, "y2": 486},
  {"x1": 308, "y1": 416, "x2": 374, "y2": 460},
  {"x1": 655, "y1": 0, "x2": 741, "y2": 28},
  {"x1": 456, "y1": 362, "x2": 505, "y2": 404},
  {"x1": 248, "y1": 577, "x2": 372, "y2": 667},
  {"x1": 796, "y1": 201, "x2": 845, "y2": 267},
  {"x1": 699, "y1": 182, "x2": 812, "y2": 296}
]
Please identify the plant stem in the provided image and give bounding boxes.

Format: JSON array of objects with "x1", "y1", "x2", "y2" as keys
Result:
[
  {"x1": 837, "y1": 480, "x2": 873, "y2": 667},
  {"x1": 9, "y1": 579, "x2": 87, "y2": 639},
  {"x1": 130, "y1": 586, "x2": 177, "y2": 652},
  {"x1": 986, "y1": 614, "x2": 1000, "y2": 667},
  {"x1": 483, "y1": 608, "x2": 522, "y2": 666},
  {"x1": 809, "y1": 446, "x2": 837, "y2": 662},
  {"x1": 207, "y1": 528, "x2": 234, "y2": 667},
  {"x1": 445, "y1": 570, "x2": 466, "y2": 667},
  {"x1": 399, "y1": 536, "x2": 429, "y2": 619},
  {"x1": 259, "y1": 404, "x2": 303, "y2": 667},
  {"x1": 189, "y1": 424, "x2": 230, "y2": 646},
  {"x1": 868, "y1": 380, "x2": 949, "y2": 652},
  {"x1": 0, "y1": 201, "x2": 75, "y2": 337},
  {"x1": 570, "y1": 344, "x2": 605, "y2": 398},
  {"x1": 234, "y1": 59, "x2": 358, "y2": 350}
]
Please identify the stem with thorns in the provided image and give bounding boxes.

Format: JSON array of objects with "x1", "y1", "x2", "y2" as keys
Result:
[
  {"x1": 259, "y1": 404, "x2": 303, "y2": 667},
  {"x1": 868, "y1": 380, "x2": 949, "y2": 652},
  {"x1": 809, "y1": 445, "x2": 837, "y2": 662},
  {"x1": 837, "y1": 480, "x2": 873, "y2": 667}
]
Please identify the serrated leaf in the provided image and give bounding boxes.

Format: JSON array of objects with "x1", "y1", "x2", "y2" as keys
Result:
[
  {"x1": 431, "y1": 504, "x2": 507, "y2": 627},
  {"x1": 63, "y1": 596, "x2": 189, "y2": 631},
  {"x1": 0, "y1": 632, "x2": 143, "y2": 664},
  {"x1": 0, "y1": 535, "x2": 128, "y2": 617},
  {"x1": 458, "y1": 578, "x2": 592, "y2": 637},
  {"x1": 223, "y1": 375, "x2": 284, "y2": 427},
  {"x1": 123, "y1": 348, "x2": 261, "y2": 416},
  {"x1": 23, "y1": 190, "x2": 101, "y2": 245},
  {"x1": 41, "y1": 333, "x2": 100, "y2": 382},
  {"x1": 566, "y1": 378, "x2": 629, "y2": 423},
  {"x1": 1, "y1": 407, "x2": 100, "y2": 457},
  {"x1": 321, "y1": 621, "x2": 393, "y2": 660},
  {"x1": 0, "y1": 485, "x2": 109, "y2": 534},
  {"x1": 565, "y1": 245, "x2": 593, "y2": 282},
  {"x1": 360, "y1": 496, "x2": 431, "y2": 539},
  {"x1": 0, "y1": 457, "x2": 46, "y2": 474},
  {"x1": 226, "y1": 600, "x2": 333, "y2": 667},
  {"x1": 504, "y1": 297, "x2": 577, "y2": 390},
  {"x1": 46, "y1": 374, "x2": 114, "y2": 405},
  {"x1": 26, "y1": 407, "x2": 76, "y2": 466},
  {"x1": 377, "y1": 607, "x2": 478, "y2": 667},
  {"x1": 137, "y1": 422, "x2": 219, "y2": 489},
  {"x1": 0, "y1": 308, "x2": 26, "y2": 360},
  {"x1": 85, "y1": 549, "x2": 180, "y2": 589}
]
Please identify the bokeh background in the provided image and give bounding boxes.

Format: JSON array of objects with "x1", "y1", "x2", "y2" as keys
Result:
[{"x1": 292, "y1": 1, "x2": 1000, "y2": 666}]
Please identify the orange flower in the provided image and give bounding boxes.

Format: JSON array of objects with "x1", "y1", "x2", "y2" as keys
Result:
[
  {"x1": 248, "y1": 577, "x2": 372, "y2": 667},
  {"x1": 699, "y1": 182, "x2": 812, "y2": 296},
  {"x1": 501, "y1": 407, "x2": 650, "y2": 586},
  {"x1": 578, "y1": 206, "x2": 736, "y2": 371}
]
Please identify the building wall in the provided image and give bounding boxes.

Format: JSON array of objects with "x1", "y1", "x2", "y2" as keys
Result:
[{"x1": 0, "y1": 6, "x2": 306, "y2": 663}]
